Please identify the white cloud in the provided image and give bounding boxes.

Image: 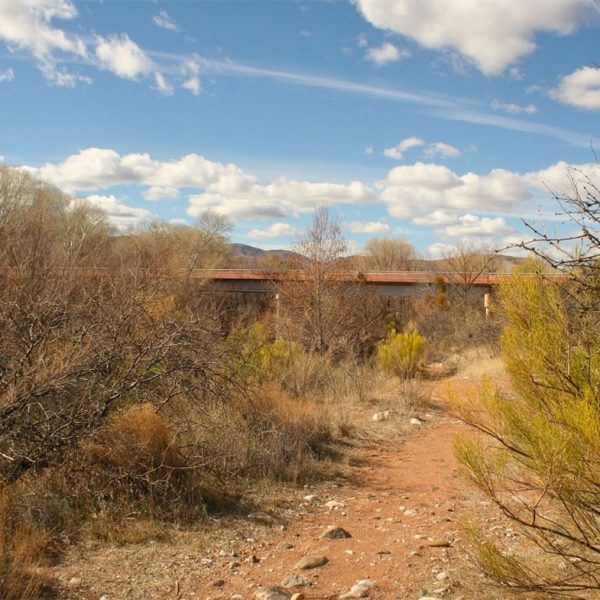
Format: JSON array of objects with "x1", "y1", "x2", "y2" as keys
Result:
[
  {"x1": 28, "y1": 147, "x2": 374, "y2": 221},
  {"x1": 378, "y1": 162, "x2": 531, "y2": 219},
  {"x1": 77, "y1": 194, "x2": 152, "y2": 231},
  {"x1": 153, "y1": 10, "x2": 178, "y2": 32},
  {"x1": 424, "y1": 142, "x2": 461, "y2": 159},
  {"x1": 364, "y1": 145, "x2": 374, "y2": 156},
  {"x1": 412, "y1": 209, "x2": 458, "y2": 226},
  {"x1": 247, "y1": 222, "x2": 297, "y2": 239},
  {"x1": 357, "y1": 34, "x2": 368, "y2": 48},
  {"x1": 383, "y1": 136, "x2": 424, "y2": 160},
  {"x1": 384, "y1": 138, "x2": 460, "y2": 160},
  {"x1": 441, "y1": 214, "x2": 513, "y2": 237},
  {"x1": 299, "y1": 29, "x2": 312, "y2": 37},
  {"x1": 0, "y1": 67, "x2": 14, "y2": 82},
  {"x1": 551, "y1": 66, "x2": 600, "y2": 110},
  {"x1": 365, "y1": 42, "x2": 409, "y2": 66},
  {"x1": 343, "y1": 221, "x2": 391, "y2": 234},
  {"x1": 32, "y1": 147, "x2": 249, "y2": 193},
  {"x1": 142, "y1": 186, "x2": 180, "y2": 201},
  {"x1": 95, "y1": 34, "x2": 153, "y2": 80},
  {"x1": 491, "y1": 99, "x2": 538, "y2": 114},
  {"x1": 188, "y1": 177, "x2": 374, "y2": 219},
  {"x1": 354, "y1": 0, "x2": 597, "y2": 75}
]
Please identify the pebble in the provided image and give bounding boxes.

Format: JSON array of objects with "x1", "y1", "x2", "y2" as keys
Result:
[
  {"x1": 254, "y1": 586, "x2": 291, "y2": 600},
  {"x1": 320, "y1": 525, "x2": 352, "y2": 539},
  {"x1": 428, "y1": 539, "x2": 452, "y2": 548},
  {"x1": 410, "y1": 418, "x2": 423, "y2": 426},
  {"x1": 372, "y1": 411, "x2": 389, "y2": 422},
  {"x1": 303, "y1": 494, "x2": 320, "y2": 503},
  {"x1": 339, "y1": 579, "x2": 376, "y2": 598},
  {"x1": 325, "y1": 500, "x2": 344, "y2": 510},
  {"x1": 280, "y1": 574, "x2": 310, "y2": 588},
  {"x1": 68, "y1": 577, "x2": 81, "y2": 587},
  {"x1": 295, "y1": 555, "x2": 329, "y2": 569},
  {"x1": 436, "y1": 571, "x2": 449, "y2": 581},
  {"x1": 291, "y1": 594, "x2": 305, "y2": 600}
]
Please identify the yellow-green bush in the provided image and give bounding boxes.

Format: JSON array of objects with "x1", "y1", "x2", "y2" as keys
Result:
[{"x1": 376, "y1": 323, "x2": 426, "y2": 377}]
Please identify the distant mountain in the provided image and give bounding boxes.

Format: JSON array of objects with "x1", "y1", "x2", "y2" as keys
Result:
[{"x1": 230, "y1": 243, "x2": 300, "y2": 264}]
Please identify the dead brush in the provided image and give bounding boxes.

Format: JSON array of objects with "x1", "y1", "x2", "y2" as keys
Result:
[
  {"x1": 0, "y1": 490, "x2": 55, "y2": 599},
  {"x1": 82, "y1": 403, "x2": 204, "y2": 521}
]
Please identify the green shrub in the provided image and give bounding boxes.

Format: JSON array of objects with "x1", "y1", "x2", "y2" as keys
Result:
[{"x1": 376, "y1": 323, "x2": 426, "y2": 377}]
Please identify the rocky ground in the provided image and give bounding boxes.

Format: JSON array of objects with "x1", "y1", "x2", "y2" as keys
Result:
[{"x1": 54, "y1": 375, "x2": 519, "y2": 600}]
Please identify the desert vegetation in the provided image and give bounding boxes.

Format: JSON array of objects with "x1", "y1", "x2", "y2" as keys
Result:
[
  {"x1": 0, "y1": 166, "x2": 513, "y2": 598},
  {"x1": 455, "y1": 169, "x2": 600, "y2": 596}
]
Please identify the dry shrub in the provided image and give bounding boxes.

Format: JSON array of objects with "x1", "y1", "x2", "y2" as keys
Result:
[
  {"x1": 82, "y1": 404, "x2": 203, "y2": 521},
  {"x1": 0, "y1": 491, "x2": 55, "y2": 599}
]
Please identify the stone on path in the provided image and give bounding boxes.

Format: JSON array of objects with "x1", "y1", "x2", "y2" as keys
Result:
[
  {"x1": 410, "y1": 417, "x2": 422, "y2": 426},
  {"x1": 339, "y1": 579, "x2": 376, "y2": 598},
  {"x1": 280, "y1": 574, "x2": 310, "y2": 588},
  {"x1": 427, "y1": 539, "x2": 452, "y2": 548},
  {"x1": 325, "y1": 500, "x2": 344, "y2": 510},
  {"x1": 295, "y1": 555, "x2": 329, "y2": 569},
  {"x1": 320, "y1": 525, "x2": 352, "y2": 539},
  {"x1": 254, "y1": 586, "x2": 291, "y2": 600}
]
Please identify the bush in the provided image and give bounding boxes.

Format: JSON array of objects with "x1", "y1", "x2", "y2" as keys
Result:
[
  {"x1": 454, "y1": 263, "x2": 600, "y2": 595},
  {"x1": 376, "y1": 323, "x2": 426, "y2": 377}
]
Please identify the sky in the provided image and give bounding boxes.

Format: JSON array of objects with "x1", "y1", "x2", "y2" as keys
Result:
[{"x1": 1, "y1": 0, "x2": 600, "y2": 257}]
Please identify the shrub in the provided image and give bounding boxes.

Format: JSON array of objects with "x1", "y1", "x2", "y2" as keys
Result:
[
  {"x1": 376, "y1": 323, "x2": 426, "y2": 377},
  {"x1": 454, "y1": 264, "x2": 600, "y2": 595}
]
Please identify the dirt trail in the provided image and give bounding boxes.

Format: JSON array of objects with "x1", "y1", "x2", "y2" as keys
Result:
[{"x1": 58, "y1": 379, "x2": 497, "y2": 600}]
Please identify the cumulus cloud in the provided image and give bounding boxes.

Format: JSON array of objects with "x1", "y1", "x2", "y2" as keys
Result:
[
  {"x1": 153, "y1": 10, "x2": 178, "y2": 32},
  {"x1": 441, "y1": 214, "x2": 513, "y2": 237},
  {"x1": 95, "y1": 34, "x2": 153, "y2": 80},
  {"x1": 29, "y1": 147, "x2": 374, "y2": 221},
  {"x1": 0, "y1": 0, "x2": 181, "y2": 92},
  {"x1": 383, "y1": 137, "x2": 424, "y2": 160},
  {"x1": 365, "y1": 42, "x2": 409, "y2": 66},
  {"x1": 423, "y1": 142, "x2": 461, "y2": 159},
  {"x1": 354, "y1": 0, "x2": 597, "y2": 75},
  {"x1": 551, "y1": 66, "x2": 600, "y2": 110},
  {"x1": 384, "y1": 138, "x2": 460, "y2": 160},
  {"x1": 188, "y1": 178, "x2": 374, "y2": 219},
  {"x1": 0, "y1": 67, "x2": 14, "y2": 82},
  {"x1": 343, "y1": 221, "x2": 391, "y2": 234},
  {"x1": 142, "y1": 186, "x2": 180, "y2": 201},
  {"x1": 77, "y1": 194, "x2": 152, "y2": 230},
  {"x1": 247, "y1": 222, "x2": 297, "y2": 239},
  {"x1": 378, "y1": 162, "x2": 531, "y2": 219},
  {"x1": 491, "y1": 99, "x2": 538, "y2": 114}
]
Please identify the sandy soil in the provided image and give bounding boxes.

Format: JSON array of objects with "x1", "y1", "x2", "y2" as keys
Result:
[{"x1": 55, "y1": 377, "x2": 511, "y2": 600}]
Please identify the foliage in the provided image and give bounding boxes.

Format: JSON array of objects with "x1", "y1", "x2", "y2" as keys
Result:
[
  {"x1": 376, "y1": 323, "x2": 426, "y2": 377},
  {"x1": 455, "y1": 259, "x2": 600, "y2": 595}
]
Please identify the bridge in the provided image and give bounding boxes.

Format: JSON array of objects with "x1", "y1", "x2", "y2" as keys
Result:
[{"x1": 191, "y1": 269, "x2": 567, "y2": 297}]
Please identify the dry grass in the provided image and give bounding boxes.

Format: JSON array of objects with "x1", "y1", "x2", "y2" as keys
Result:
[
  {"x1": 456, "y1": 347, "x2": 505, "y2": 381},
  {"x1": 0, "y1": 491, "x2": 55, "y2": 599}
]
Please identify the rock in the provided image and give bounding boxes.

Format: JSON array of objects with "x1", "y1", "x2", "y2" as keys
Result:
[
  {"x1": 231, "y1": 596, "x2": 244, "y2": 600},
  {"x1": 211, "y1": 579, "x2": 226, "y2": 587},
  {"x1": 291, "y1": 594, "x2": 305, "y2": 600},
  {"x1": 436, "y1": 571, "x2": 449, "y2": 581},
  {"x1": 325, "y1": 500, "x2": 344, "y2": 510},
  {"x1": 282, "y1": 543, "x2": 295, "y2": 549},
  {"x1": 320, "y1": 525, "x2": 351, "y2": 539},
  {"x1": 280, "y1": 575, "x2": 310, "y2": 588},
  {"x1": 410, "y1": 418, "x2": 422, "y2": 426},
  {"x1": 295, "y1": 555, "x2": 329, "y2": 569},
  {"x1": 254, "y1": 587, "x2": 291, "y2": 600},
  {"x1": 68, "y1": 577, "x2": 82, "y2": 587},
  {"x1": 303, "y1": 494, "x2": 319, "y2": 503},
  {"x1": 339, "y1": 579, "x2": 376, "y2": 598},
  {"x1": 99, "y1": 596, "x2": 110, "y2": 600},
  {"x1": 404, "y1": 509, "x2": 417, "y2": 516},
  {"x1": 372, "y1": 411, "x2": 388, "y2": 422},
  {"x1": 229, "y1": 561, "x2": 241, "y2": 570},
  {"x1": 427, "y1": 539, "x2": 452, "y2": 548},
  {"x1": 250, "y1": 554, "x2": 261, "y2": 564}
]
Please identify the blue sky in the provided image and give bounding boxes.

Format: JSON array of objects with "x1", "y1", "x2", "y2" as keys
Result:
[{"x1": 1, "y1": 0, "x2": 600, "y2": 256}]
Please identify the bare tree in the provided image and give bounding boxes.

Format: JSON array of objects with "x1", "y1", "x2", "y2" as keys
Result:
[{"x1": 363, "y1": 237, "x2": 415, "y2": 271}]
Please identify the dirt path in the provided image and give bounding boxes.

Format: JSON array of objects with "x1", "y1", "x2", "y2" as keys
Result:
[{"x1": 58, "y1": 379, "x2": 502, "y2": 600}]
